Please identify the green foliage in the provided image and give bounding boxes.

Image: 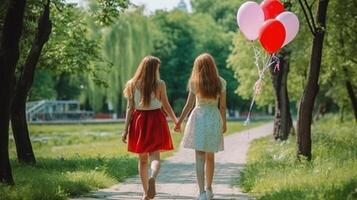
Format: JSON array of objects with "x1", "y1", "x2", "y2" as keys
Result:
[
  {"x1": 227, "y1": 34, "x2": 275, "y2": 107},
  {"x1": 29, "y1": 69, "x2": 57, "y2": 100},
  {"x1": 83, "y1": 9, "x2": 153, "y2": 113},
  {"x1": 26, "y1": 3, "x2": 105, "y2": 101},
  {"x1": 27, "y1": 1, "x2": 130, "y2": 103},
  {"x1": 150, "y1": 9, "x2": 242, "y2": 111},
  {"x1": 320, "y1": 0, "x2": 357, "y2": 111},
  {"x1": 191, "y1": 0, "x2": 244, "y2": 32},
  {"x1": 88, "y1": 0, "x2": 129, "y2": 26},
  {"x1": 239, "y1": 116, "x2": 357, "y2": 199},
  {"x1": 55, "y1": 73, "x2": 85, "y2": 100},
  {"x1": 40, "y1": 4, "x2": 101, "y2": 74},
  {"x1": 26, "y1": 0, "x2": 244, "y2": 113},
  {"x1": 150, "y1": 10, "x2": 196, "y2": 106}
]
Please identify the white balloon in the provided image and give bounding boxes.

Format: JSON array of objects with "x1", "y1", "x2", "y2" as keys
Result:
[
  {"x1": 237, "y1": 1, "x2": 265, "y2": 41},
  {"x1": 276, "y1": 11, "x2": 300, "y2": 46}
]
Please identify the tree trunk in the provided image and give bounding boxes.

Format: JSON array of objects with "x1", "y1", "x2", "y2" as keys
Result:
[
  {"x1": 343, "y1": 66, "x2": 357, "y2": 122},
  {"x1": 339, "y1": 103, "x2": 345, "y2": 123},
  {"x1": 11, "y1": 0, "x2": 52, "y2": 165},
  {"x1": 345, "y1": 81, "x2": 357, "y2": 122},
  {"x1": 313, "y1": 98, "x2": 330, "y2": 121},
  {"x1": 297, "y1": 0, "x2": 329, "y2": 160},
  {"x1": 270, "y1": 50, "x2": 294, "y2": 140},
  {"x1": 0, "y1": 0, "x2": 27, "y2": 185}
]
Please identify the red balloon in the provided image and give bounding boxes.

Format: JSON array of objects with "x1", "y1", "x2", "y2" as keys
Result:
[
  {"x1": 259, "y1": 19, "x2": 286, "y2": 54},
  {"x1": 260, "y1": 0, "x2": 284, "y2": 20}
]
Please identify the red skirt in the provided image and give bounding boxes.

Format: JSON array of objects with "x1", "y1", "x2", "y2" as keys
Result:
[{"x1": 128, "y1": 109, "x2": 173, "y2": 153}]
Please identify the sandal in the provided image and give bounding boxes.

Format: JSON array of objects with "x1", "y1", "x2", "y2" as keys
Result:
[{"x1": 147, "y1": 177, "x2": 156, "y2": 199}]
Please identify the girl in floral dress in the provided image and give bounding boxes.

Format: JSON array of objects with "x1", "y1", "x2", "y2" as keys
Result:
[{"x1": 175, "y1": 53, "x2": 227, "y2": 200}]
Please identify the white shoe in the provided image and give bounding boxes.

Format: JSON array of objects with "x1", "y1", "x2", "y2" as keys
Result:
[
  {"x1": 197, "y1": 192, "x2": 207, "y2": 200},
  {"x1": 206, "y1": 188, "x2": 214, "y2": 200}
]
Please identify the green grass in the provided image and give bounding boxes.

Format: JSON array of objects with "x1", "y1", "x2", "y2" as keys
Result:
[
  {"x1": 225, "y1": 119, "x2": 269, "y2": 135},
  {"x1": 27, "y1": 123, "x2": 125, "y2": 135},
  {"x1": 2, "y1": 120, "x2": 268, "y2": 200},
  {"x1": 0, "y1": 157, "x2": 137, "y2": 200},
  {"x1": 238, "y1": 116, "x2": 357, "y2": 200}
]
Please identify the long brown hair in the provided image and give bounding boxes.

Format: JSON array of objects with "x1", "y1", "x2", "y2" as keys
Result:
[
  {"x1": 124, "y1": 56, "x2": 161, "y2": 107},
  {"x1": 189, "y1": 53, "x2": 222, "y2": 99}
]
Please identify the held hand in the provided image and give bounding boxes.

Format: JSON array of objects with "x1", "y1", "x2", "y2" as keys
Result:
[
  {"x1": 174, "y1": 122, "x2": 181, "y2": 133},
  {"x1": 121, "y1": 132, "x2": 128, "y2": 143}
]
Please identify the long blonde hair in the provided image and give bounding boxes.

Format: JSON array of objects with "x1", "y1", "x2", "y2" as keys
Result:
[
  {"x1": 189, "y1": 53, "x2": 222, "y2": 99},
  {"x1": 124, "y1": 56, "x2": 161, "y2": 107}
]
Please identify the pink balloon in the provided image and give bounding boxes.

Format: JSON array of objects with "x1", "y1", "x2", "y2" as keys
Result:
[
  {"x1": 276, "y1": 12, "x2": 300, "y2": 46},
  {"x1": 237, "y1": 1, "x2": 265, "y2": 41}
]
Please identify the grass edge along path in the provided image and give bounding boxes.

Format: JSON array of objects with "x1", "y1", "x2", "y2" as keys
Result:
[{"x1": 238, "y1": 116, "x2": 357, "y2": 200}]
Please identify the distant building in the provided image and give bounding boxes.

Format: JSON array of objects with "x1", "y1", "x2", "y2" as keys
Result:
[
  {"x1": 26, "y1": 100, "x2": 94, "y2": 122},
  {"x1": 176, "y1": 0, "x2": 188, "y2": 12}
]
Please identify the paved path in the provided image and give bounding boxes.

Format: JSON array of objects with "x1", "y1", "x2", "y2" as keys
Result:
[{"x1": 75, "y1": 122, "x2": 273, "y2": 200}]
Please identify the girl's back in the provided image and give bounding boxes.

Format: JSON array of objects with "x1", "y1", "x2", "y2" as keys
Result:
[
  {"x1": 192, "y1": 77, "x2": 226, "y2": 107},
  {"x1": 132, "y1": 81, "x2": 162, "y2": 110},
  {"x1": 180, "y1": 53, "x2": 226, "y2": 153}
]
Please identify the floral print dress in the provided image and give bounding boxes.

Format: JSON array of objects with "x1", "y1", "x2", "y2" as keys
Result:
[{"x1": 182, "y1": 77, "x2": 226, "y2": 153}]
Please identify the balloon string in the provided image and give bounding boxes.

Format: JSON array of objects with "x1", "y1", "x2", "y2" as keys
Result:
[
  {"x1": 244, "y1": 53, "x2": 274, "y2": 126},
  {"x1": 252, "y1": 44, "x2": 263, "y2": 73},
  {"x1": 244, "y1": 93, "x2": 256, "y2": 126}
]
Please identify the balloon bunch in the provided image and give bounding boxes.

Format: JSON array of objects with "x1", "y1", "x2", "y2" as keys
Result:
[
  {"x1": 236, "y1": 0, "x2": 299, "y2": 125},
  {"x1": 237, "y1": 0, "x2": 299, "y2": 53}
]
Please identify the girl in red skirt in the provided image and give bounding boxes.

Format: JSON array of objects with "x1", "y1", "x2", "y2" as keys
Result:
[{"x1": 122, "y1": 56, "x2": 178, "y2": 200}]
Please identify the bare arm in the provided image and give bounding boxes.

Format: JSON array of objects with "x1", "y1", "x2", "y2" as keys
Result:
[
  {"x1": 177, "y1": 92, "x2": 195, "y2": 126},
  {"x1": 122, "y1": 95, "x2": 134, "y2": 143},
  {"x1": 160, "y1": 82, "x2": 178, "y2": 124},
  {"x1": 219, "y1": 90, "x2": 227, "y2": 133}
]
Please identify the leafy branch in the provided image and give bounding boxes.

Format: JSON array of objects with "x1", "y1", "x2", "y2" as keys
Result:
[{"x1": 298, "y1": 0, "x2": 317, "y2": 36}]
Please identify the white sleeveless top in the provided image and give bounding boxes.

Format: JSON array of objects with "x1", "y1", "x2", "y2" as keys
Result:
[{"x1": 133, "y1": 88, "x2": 162, "y2": 110}]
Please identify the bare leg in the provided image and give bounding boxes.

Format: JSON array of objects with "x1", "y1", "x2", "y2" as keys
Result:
[
  {"x1": 195, "y1": 150, "x2": 206, "y2": 194},
  {"x1": 205, "y1": 152, "x2": 215, "y2": 191},
  {"x1": 138, "y1": 153, "x2": 149, "y2": 197},
  {"x1": 149, "y1": 151, "x2": 161, "y2": 178}
]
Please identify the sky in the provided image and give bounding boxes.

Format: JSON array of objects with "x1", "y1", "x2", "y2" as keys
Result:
[
  {"x1": 131, "y1": 0, "x2": 192, "y2": 13},
  {"x1": 66, "y1": 0, "x2": 192, "y2": 13}
]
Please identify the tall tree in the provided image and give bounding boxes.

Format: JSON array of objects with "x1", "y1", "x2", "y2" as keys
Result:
[
  {"x1": 297, "y1": 0, "x2": 330, "y2": 160},
  {"x1": 9, "y1": 0, "x2": 128, "y2": 165},
  {"x1": 85, "y1": 9, "x2": 153, "y2": 115},
  {"x1": 0, "y1": 0, "x2": 27, "y2": 184},
  {"x1": 270, "y1": 50, "x2": 294, "y2": 140},
  {"x1": 11, "y1": 0, "x2": 52, "y2": 164}
]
